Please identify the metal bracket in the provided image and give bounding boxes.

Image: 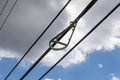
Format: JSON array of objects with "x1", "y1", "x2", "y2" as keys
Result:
[{"x1": 49, "y1": 21, "x2": 77, "y2": 50}]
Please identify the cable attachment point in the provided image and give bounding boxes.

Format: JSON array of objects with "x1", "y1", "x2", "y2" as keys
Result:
[{"x1": 49, "y1": 21, "x2": 77, "y2": 50}]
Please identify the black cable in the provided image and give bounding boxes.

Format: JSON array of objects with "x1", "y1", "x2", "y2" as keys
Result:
[
  {"x1": 39, "y1": 3, "x2": 120, "y2": 80},
  {"x1": 4, "y1": 0, "x2": 71, "y2": 80},
  {"x1": 20, "y1": 0, "x2": 97, "y2": 79},
  {"x1": 49, "y1": 0, "x2": 97, "y2": 50},
  {"x1": 75, "y1": 0, "x2": 97, "y2": 21},
  {"x1": 0, "y1": 0, "x2": 18, "y2": 31},
  {"x1": 0, "y1": 0, "x2": 9, "y2": 17}
]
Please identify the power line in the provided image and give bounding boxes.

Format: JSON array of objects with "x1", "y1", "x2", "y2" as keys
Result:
[
  {"x1": 20, "y1": 0, "x2": 97, "y2": 79},
  {"x1": 0, "y1": 0, "x2": 18, "y2": 31},
  {"x1": 39, "y1": 2, "x2": 120, "y2": 80},
  {"x1": 0, "y1": 0, "x2": 9, "y2": 17},
  {"x1": 49, "y1": 0, "x2": 97, "y2": 50},
  {"x1": 4, "y1": 0, "x2": 71, "y2": 80}
]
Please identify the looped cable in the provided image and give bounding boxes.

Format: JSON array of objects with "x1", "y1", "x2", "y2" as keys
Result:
[{"x1": 49, "y1": 21, "x2": 77, "y2": 50}]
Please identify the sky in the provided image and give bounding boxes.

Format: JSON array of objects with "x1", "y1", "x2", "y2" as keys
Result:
[{"x1": 0, "y1": 0, "x2": 120, "y2": 80}]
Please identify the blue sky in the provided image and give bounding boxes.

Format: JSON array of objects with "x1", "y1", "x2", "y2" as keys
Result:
[
  {"x1": 0, "y1": 47, "x2": 120, "y2": 80},
  {"x1": 0, "y1": 0, "x2": 120, "y2": 80}
]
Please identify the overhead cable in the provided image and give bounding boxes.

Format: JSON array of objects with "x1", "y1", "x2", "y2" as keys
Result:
[
  {"x1": 0, "y1": 0, "x2": 18, "y2": 31},
  {"x1": 0, "y1": 0, "x2": 9, "y2": 17},
  {"x1": 39, "y1": 3, "x2": 120, "y2": 80},
  {"x1": 49, "y1": 0, "x2": 97, "y2": 50},
  {"x1": 4, "y1": 0, "x2": 71, "y2": 80},
  {"x1": 20, "y1": 0, "x2": 97, "y2": 79}
]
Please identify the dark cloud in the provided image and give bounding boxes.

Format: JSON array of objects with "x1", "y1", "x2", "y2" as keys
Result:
[
  {"x1": 0, "y1": 0, "x2": 69, "y2": 56},
  {"x1": 0, "y1": 0, "x2": 120, "y2": 67}
]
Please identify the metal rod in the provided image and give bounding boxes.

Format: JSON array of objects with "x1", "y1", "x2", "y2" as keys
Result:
[{"x1": 75, "y1": 0, "x2": 97, "y2": 22}]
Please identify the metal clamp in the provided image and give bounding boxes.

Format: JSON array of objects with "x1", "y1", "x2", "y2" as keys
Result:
[{"x1": 49, "y1": 21, "x2": 77, "y2": 50}]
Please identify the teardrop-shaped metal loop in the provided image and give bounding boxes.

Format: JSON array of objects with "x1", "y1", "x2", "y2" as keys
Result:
[{"x1": 49, "y1": 21, "x2": 77, "y2": 50}]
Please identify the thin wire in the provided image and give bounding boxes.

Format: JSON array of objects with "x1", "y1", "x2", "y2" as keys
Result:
[
  {"x1": 0, "y1": 0, "x2": 9, "y2": 17},
  {"x1": 20, "y1": 0, "x2": 97, "y2": 79},
  {"x1": 39, "y1": 3, "x2": 120, "y2": 80},
  {"x1": 75, "y1": 0, "x2": 97, "y2": 21},
  {"x1": 0, "y1": 0, "x2": 18, "y2": 31},
  {"x1": 4, "y1": 0, "x2": 71, "y2": 80},
  {"x1": 49, "y1": 0, "x2": 97, "y2": 50}
]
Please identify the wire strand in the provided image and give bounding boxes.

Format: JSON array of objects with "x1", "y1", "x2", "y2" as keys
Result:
[
  {"x1": 4, "y1": 0, "x2": 71, "y2": 80},
  {"x1": 0, "y1": 0, "x2": 9, "y2": 17},
  {"x1": 39, "y1": 3, "x2": 120, "y2": 80},
  {"x1": 0, "y1": 0, "x2": 18, "y2": 31},
  {"x1": 20, "y1": 0, "x2": 98, "y2": 79}
]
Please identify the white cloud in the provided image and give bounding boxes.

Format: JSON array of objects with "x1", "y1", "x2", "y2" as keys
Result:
[
  {"x1": 111, "y1": 75, "x2": 120, "y2": 80},
  {"x1": 45, "y1": 78, "x2": 54, "y2": 80},
  {"x1": 58, "y1": 78, "x2": 61, "y2": 80},
  {"x1": 98, "y1": 64, "x2": 103, "y2": 68},
  {"x1": 59, "y1": 48, "x2": 86, "y2": 68},
  {"x1": 41, "y1": 48, "x2": 86, "y2": 68},
  {"x1": 0, "y1": 48, "x2": 18, "y2": 61},
  {"x1": 0, "y1": 0, "x2": 120, "y2": 68},
  {"x1": 44, "y1": 78, "x2": 61, "y2": 80}
]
